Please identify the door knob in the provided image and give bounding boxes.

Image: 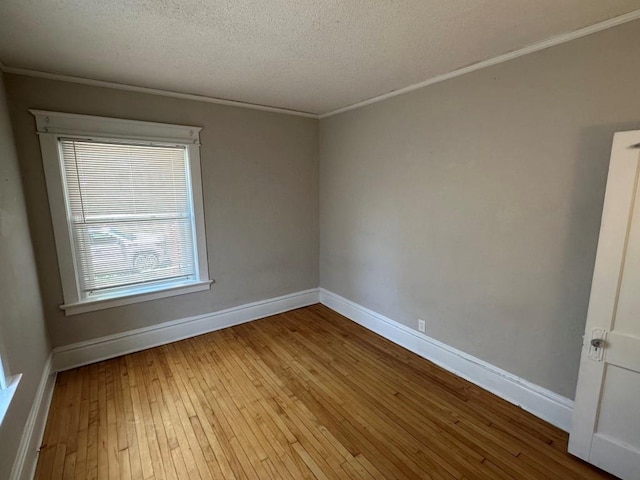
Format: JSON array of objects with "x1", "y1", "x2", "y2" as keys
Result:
[{"x1": 587, "y1": 329, "x2": 608, "y2": 361}]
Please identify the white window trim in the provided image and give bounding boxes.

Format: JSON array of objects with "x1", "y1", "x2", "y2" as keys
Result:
[{"x1": 31, "y1": 110, "x2": 212, "y2": 316}]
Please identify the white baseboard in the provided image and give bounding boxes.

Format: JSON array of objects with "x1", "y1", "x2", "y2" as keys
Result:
[
  {"x1": 10, "y1": 354, "x2": 56, "y2": 480},
  {"x1": 52, "y1": 289, "x2": 319, "y2": 372},
  {"x1": 319, "y1": 288, "x2": 574, "y2": 432}
]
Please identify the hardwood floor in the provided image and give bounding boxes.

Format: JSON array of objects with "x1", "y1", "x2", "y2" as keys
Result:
[{"x1": 35, "y1": 304, "x2": 615, "y2": 479}]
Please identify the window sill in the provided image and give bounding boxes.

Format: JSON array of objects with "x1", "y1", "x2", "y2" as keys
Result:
[
  {"x1": 0, "y1": 374, "x2": 22, "y2": 427},
  {"x1": 60, "y1": 280, "x2": 213, "y2": 316}
]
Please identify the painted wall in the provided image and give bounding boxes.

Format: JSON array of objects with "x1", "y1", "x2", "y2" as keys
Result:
[
  {"x1": 319, "y1": 20, "x2": 640, "y2": 399},
  {"x1": 5, "y1": 74, "x2": 319, "y2": 348},
  {"x1": 0, "y1": 72, "x2": 51, "y2": 479}
]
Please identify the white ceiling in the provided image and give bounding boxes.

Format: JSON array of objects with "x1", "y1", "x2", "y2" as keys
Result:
[{"x1": 1, "y1": 1, "x2": 639, "y2": 115}]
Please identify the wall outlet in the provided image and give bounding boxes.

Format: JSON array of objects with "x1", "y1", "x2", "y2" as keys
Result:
[{"x1": 418, "y1": 319, "x2": 426, "y2": 333}]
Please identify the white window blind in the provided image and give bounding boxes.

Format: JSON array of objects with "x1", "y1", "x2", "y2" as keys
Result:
[{"x1": 60, "y1": 139, "x2": 197, "y2": 298}]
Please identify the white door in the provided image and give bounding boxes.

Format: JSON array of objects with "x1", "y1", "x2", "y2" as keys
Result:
[{"x1": 569, "y1": 130, "x2": 640, "y2": 480}]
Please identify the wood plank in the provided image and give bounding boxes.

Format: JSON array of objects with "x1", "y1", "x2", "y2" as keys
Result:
[{"x1": 35, "y1": 304, "x2": 617, "y2": 480}]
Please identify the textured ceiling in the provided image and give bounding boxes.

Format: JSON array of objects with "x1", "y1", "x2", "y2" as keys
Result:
[{"x1": 0, "y1": 1, "x2": 639, "y2": 115}]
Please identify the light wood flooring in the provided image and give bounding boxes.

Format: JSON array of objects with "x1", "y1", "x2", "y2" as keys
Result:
[{"x1": 35, "y1": 304, "x2": 615, "y2": 479}]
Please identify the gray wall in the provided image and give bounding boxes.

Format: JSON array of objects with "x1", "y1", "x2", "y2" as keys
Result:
[
  {"x1": 0, "y1": 72, "x2": 50, "y2": 479},
  {"x1": 319, "y1": 20, "x2": 640, "y2": 399},
  {"x1": 4, "y1": 20, "x2": 639, "y2": 402},
  {"x1": 5, "y1": 74, "x2": 319, "y2": 348}
]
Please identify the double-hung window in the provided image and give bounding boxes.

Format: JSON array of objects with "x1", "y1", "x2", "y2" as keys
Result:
[{"x1": 33, "y1": 111, "x2": 211, "y2": 315}]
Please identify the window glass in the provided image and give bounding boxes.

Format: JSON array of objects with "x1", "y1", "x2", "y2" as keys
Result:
[{"x1": 59, "y1": 139, "x2": 197, "y2": 299}]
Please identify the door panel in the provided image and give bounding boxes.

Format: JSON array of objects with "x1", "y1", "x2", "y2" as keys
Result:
[
  {"x1": 590, "y1": 434, "x2": 640, "y2": 480},
  {"x1": 569, "y1": 130, "x2": 640, "y2": 480},
  {"x1": 596, "y1": 365, "x2": 640, "y2": 448},
  {"x1": 615, "y1": 166, "x2": 640, "y2": 339}
]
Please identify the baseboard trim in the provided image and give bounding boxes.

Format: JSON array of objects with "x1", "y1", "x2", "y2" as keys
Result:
[
  {"x1": 319, "y1": 288, "x2": 574, "y2": 432},
  {"x1": 52, "y1": 288, "x2": 320, "y2": 372},
  {"x1": 9, "y1": 354, "x2": 57, "y2": 480}
]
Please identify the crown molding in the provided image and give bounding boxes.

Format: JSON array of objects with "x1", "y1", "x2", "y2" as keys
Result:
[
  {"x1": 0, "y1": 65, "x2": 318, "y2": 119},
  {"x1": 2, "y1": 9, "x2": 638, "y2": 120},
  {"x1": 319, "y1": 8, "x2": 640, "y2": 118}
]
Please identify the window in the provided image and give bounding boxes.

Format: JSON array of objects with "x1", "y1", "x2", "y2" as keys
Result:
[
  {"x1": 33, "y1": 111, "x2": 211, "y2": 315},
  {"x1": 0, "y1": 347, "x2": 21, "y2": 427},
  {"x1": 0, "y1": 354, "x2": 8, "y2": 390}
]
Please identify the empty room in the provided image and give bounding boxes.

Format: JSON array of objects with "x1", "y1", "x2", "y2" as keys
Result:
[{"x1": 1, "y1": 1, "x2": 640, "y2": 479}]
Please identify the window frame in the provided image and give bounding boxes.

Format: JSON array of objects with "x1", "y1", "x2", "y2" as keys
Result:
[{"x1": 32, "y1": 110, "x2": 212, "y2": 316}]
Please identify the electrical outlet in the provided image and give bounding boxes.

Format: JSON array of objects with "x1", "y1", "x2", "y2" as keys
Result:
[{"x1": 418, "y1": 319, "x2": 426, "y2": 333}]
